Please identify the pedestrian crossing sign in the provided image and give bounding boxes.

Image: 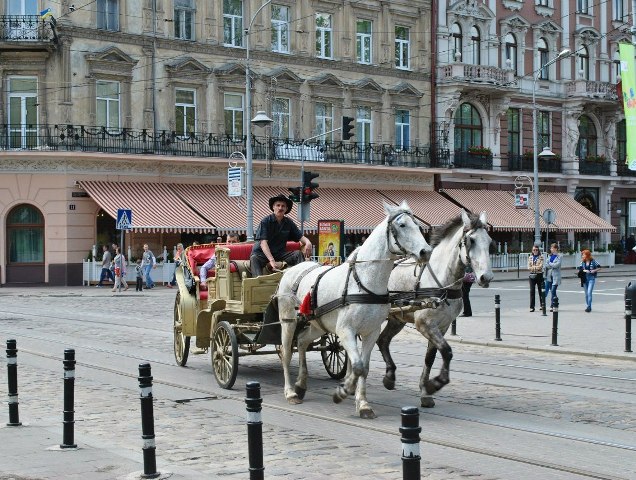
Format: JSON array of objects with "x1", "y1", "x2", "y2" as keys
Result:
[{"x1": 116, "y1": 209, "x2": 133, "y2": 230}]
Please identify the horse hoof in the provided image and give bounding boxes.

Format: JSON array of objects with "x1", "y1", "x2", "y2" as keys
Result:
[
  {"x1": 286, "y1": 395, "x2": 303, "y2": 405},
  {"x1": 332, "y1": 392, "x2": 343, "y2": 404},
  {"x1": 294, "y1": 385, "x2": 306, "y2": 400},
  {"x1": 359, "y1": 408, "x2": 377, "y2": 419},
  {"x1": 420, "y1": 397, "x2": 435, "y2": 408},
  {"x1": 382, "y1": 376, "x2": 396, "y2": 390}
]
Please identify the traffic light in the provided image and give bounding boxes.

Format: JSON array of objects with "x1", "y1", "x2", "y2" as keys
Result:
[
  {"x1": 288, "y1": 186, "x2": 302, "y2": 203},
  {"x1": 302, "y1": 171, "x2": 319, "y2": 203},
  {"x1": 342, "y1": 116, "x2": 355, "y2": 140}
]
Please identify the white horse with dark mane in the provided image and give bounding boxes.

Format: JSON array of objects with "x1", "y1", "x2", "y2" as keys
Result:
[
  {"x1": 275, "y1": 201, "x2": 431, "y2": 418},
  {"x1": 377, "y1": 210, "x2": 494, "y2": 407}
]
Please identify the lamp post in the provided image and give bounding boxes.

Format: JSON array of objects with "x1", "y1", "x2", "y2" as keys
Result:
[
  {"x1": 245, "y1": 0, "x2": 274, "y2": 241},
  {"x1": 532, "y1": 48, "x2": 570, "y2": 246}
]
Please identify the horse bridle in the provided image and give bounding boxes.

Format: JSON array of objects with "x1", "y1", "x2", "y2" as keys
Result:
[
  {"x1": 385, "y1": 211, "x2": 420, "y2": 256},
  {"x1": 458, "y1": 222, "x2": 488, "y2": 268}
]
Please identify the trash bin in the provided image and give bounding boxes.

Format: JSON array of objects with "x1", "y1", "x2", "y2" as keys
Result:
[{"x1": 625, "y1": 281, "x2": 636, "y2": 307}]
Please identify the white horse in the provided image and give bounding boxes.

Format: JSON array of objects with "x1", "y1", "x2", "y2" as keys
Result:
[
  {"x1": 275, "y1": 201, "x2": 431, "y2": 419},
  {"x1": 377, "y1": 210, "x2": 494, "y2": 407}
]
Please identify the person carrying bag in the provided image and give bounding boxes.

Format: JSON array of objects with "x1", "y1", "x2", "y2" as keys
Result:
[{"x1": 527, "y1": 246, "x2": 545, "y2": 312}]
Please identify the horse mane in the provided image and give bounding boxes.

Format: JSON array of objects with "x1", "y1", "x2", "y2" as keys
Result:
[{"x1": 430, "y1": 211, "x2": 485, "y2": 248}]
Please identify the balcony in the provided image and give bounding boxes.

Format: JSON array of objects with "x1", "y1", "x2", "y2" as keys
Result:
[
  {"x1": 0, "y1": 124, "x2": 452, "y2": 170},
  {"x1": 566, "y1": 80, "x2": 618, "y2": 103},
  {"x1": 507, "y1": 153, "x2": 561, "y2": 173},
  {"x1": 0, "y1": 15, "x2": 56, "y2": 48},
  {"x1": 579, "y1": 157, "x2": 611, "y2": 175},
  {"x1": 616, "y1": 162, "x2": 636, "y2": 177},
  {"x1": 452, "y1": 151, "x2": 493, "y2": 170},
  {"x1": 437, "y1": 64, "x2": 516, "y2": 92}
]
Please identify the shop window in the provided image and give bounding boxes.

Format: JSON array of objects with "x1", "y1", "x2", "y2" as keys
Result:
[{"x1": 7, "y1": 204, "x2": 44, "y2": 264}]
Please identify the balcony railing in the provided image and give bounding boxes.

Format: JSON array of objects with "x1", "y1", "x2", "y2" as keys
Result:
[
  {"x1": 579, "y1": 158, "x2": 611, "y2": 175},
  {"x1": 0, "y1": 15, "x2": 54, "y2": 42},
  {"x1": 566, "y1": 80, "x2": 618, "y2": 101},
  {"x1": 438, "y1": 64, "x2": 514, "y2": 87},
  {"x1": 507, "y1": 154, "x2": 562, "y2": 173},
  {"x1": 0, "y1": 124, "x2": 453, "y2": 169},
  {"x1": 617, "y1": 162, "x2": 636, "y2": 177},
  {"x1": 453, "y1": 151, "x2": 493, "y2": 170}
]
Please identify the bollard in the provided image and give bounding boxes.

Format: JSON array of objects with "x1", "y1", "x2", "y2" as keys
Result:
[
  {"x1": 450, "y1": 319, "x2": 457, "y2": 336},
  {"x1": 541, "y1": 281, "x2": 547, "y2": 317},
  {"x1": 6, "y1": 339, "x2": 21, "y2": 426},
  {"x1": 400, "y1": 406, "x2": 421, "y2": 480},
  {"x1": 138, "y1": 363, "x2": 160, "y2": 479},
  {"x1": 551, "y1": 297, "x2": 559, "y2": 346},
  {"x1": 626, "y1": 298, "x2": 633, "y2": 353},
  {"x1": 60, "y1": 349, "x2": 77, "y2": 448},
  {"x1": 245, "y1": 381, "x2": 264, "y2": 480},
  {"x1": 494, "y1": 295, "x2": 502, "y2": 341}
]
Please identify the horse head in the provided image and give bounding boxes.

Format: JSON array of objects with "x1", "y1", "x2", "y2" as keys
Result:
[
  {"x1": 460, "y1": 209, "x2": 494, "y2": 287},
  {"x1": 384, "y1": 201, "x2": 432, "y2": 263}
]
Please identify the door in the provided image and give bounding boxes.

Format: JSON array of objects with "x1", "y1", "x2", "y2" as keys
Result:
[
  {"x1": 8, "y1": 77, "x2": 38, "y2": 148},
  {"x1": 7, "y1": 0, "x2": 39, "y2": 40}
]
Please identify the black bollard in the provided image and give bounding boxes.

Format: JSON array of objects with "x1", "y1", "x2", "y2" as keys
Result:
[
  {"x1": 245, "y1": 382, "x2": 264, "y2": 480},
  {"x1": 6, "y1": 339, "x2": 21, "y2": 427},
  {"x1": 138, "y1": 363, "x2": 160, "y2": 479},
  {"x1": 400, "y1": 406, "x2": 421, "y2": 480},
  {"x1": 60, "y1": 349, "x2": 77, "y2": 448},
  {"x1": 625, "y1": 298, "x2": 633, "y2": 353},
  {"x1": 541, "y1": 281, "x2": 547, "y2": 317},
  {"x1": 450, "y1": 319, "x2": 457, "y2": 336},
  {"x1": 551, "y1": 297, "x2": 559, "y2": 346},
  {"x1": 494, "y1": 295, "x2": 502, "y2": 341}
]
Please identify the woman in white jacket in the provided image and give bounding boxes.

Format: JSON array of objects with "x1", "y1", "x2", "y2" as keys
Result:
[{"x1": 544, "y1": 243, "x2": 562, "y2": 311}]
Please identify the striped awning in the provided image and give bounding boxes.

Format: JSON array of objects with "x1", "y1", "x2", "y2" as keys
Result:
[
  {"x1": 378, "y1": 190, "x2": 461, "y2": 229},
  {"x1": 79, "y1": 181, "x2": 216, "y2": 233},
  {"x1": 541, "y1": 192, "x2": 615, "y2": 232}
]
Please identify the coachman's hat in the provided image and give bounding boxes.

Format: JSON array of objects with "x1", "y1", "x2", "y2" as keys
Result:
[{"x1": 269, "y1": 194, "x2": 293, "y2": 214}]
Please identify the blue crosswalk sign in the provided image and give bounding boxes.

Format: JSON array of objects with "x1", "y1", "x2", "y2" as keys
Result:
[{"x1": 116, "y1": 209, "x2": 133, "y2": 230}]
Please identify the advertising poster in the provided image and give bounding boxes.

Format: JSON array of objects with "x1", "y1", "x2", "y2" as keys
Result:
[
  {"x1": 619, "y1": 43, "x2": 636, "y2": 170},
  {"x1": 318, "y1": 220, "x2": 344, "y2": 265},
  {"x1": 514, "y1": 187, "x2": 529, "y2": 209}
]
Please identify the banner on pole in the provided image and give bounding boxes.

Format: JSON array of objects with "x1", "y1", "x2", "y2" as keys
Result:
[
  {"x1": 514, "y1": 187, "x2": 529, "y2": 209},
  {"x1": 619, "y1": 43, "x2": 636, "y2": 170},
  {"x1": 318, "y1": 220, "x2": 344, "y2": 265}
]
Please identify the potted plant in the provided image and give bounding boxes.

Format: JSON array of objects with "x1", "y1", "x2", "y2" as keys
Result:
[
  {"x1": 468, "y1": 145, "x2": 492, "y2": 156},
  {"x1": 584, "y1": 154, "x2": 607, "y2": 163}
]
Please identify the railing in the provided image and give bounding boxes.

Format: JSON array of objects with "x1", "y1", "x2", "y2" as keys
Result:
[
  {"x1": 616, "y1": 162, "x2": 636, "y2": 177},
  {"x1": 489, "y1": 251, "x2": 615, "y2": 274},
  {"x1": 506, "y1": 154, "x2": 561, "y2": 173},
  {"x1": 452, "y1": 151, "x2": 493, "y2": 170},
  {"x1": 0, "y1": 124, "x2": 453, "y2": 170},
  {"x1": 579, "y1": 159, "x2": 611, "y2": 175},
  {"x1": 566, "y1": 80, "x2": 618, "y2": 101},
  {"x1": 0, "y1": 15, "x2": 55, "y2": 42},
  {"x1": 82, "y1": 260, "x2": 176, "y2": 286},
  {"x1": 438, "y1": 64, "x2": 513, "y2": 86}
]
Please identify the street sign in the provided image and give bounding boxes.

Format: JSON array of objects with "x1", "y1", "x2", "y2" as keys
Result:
[
  {"x1": 116, "y1": 209, "x2": 133, "y2": 230},
  {"x1": 543, "y1": 208, "x2": 557, "y2": 225},
  {"x1": 228, "y1": 167, "x2": 244, "y2": 197}
]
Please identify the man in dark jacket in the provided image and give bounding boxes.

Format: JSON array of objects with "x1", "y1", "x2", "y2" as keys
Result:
[{"x1": 249, "y1": 194, "x2": 312, "y2": 277}]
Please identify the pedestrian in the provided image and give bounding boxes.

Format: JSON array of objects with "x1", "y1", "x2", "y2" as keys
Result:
[
  {"x1": 96, "y1": 244, "x2": 114, "y2": 287},
  {"x1": 249, "y1": 194, "x2": 312, "y2": 277},
  {"x1": 141, "y1": 244, "x2": 157, "y2": 289},
  {"x1": 578, "y1": 249, "x2": 601, "y2": 312},
  {"x1": 544, "y1": 243, "x2": 562, "y2": 312},
  {"x1": 135, "y1": 259, "x2": 143, "y2": 292},
  {"x1": 461, "y1": 265, "x2": 475, "y2": 317},
  {"x1": 167, "y1": 243, "x2": 184, "y2": 288},
  {"x1": 112, "y1": 247, "x2": 129, "y2": 292},
  {"x1": 216, "y1": 236, "x2": 223, "y2": 243},
  {"x1": 527, "y1": 245, "x2": 545, "y2": 312}
]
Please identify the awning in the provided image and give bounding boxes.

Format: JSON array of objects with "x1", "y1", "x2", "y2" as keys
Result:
[
  {"x1": 79, "y1": 181, "x2": 216, "y2": 233},
  {"x1": 442, "y1": 189, "x2": 615, "y2": 233},
  {"x1": 378, "y1": 190, "x2": 460, "y2": 228}
]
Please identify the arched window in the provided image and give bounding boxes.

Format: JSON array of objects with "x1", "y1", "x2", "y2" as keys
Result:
[
  {"x1": 538, "y1": 38, "x2": 549, "y2": 79},
  {"x1": 451, "y1": 23, "x2": 462, "y2": 62},
  {"x1": 6, "y1": 204, "x2": 44, "y2": 264},
  {"x1": 505, "y1": 33, "x2": 518, "y2": 75},
  {"x1": 470, "y1": 26, "x2": 481, "y2": 65},
  {"x1": 578, "y1": 46, "x2": 590, "y2": 80},
  {"x1": 577, "y1": 115, "x2": 597, "y2": 159},
  {"x1": 617, "y1": 119, "x2": 626, "y2": 163},
  {"x1": 454, "y1": 103, "x2": 483, "y2": 152}
]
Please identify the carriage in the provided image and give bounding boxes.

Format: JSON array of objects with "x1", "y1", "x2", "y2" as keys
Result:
[{"x1": 172, "y1": 241, "x2": 347, "y2": 389}]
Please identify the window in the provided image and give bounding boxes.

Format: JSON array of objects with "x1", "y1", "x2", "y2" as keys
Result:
[
  {"x1": 577, "y1": 0, "x2": 589, "y2": 14},
  {"x1": 272, "y1": 98, "x2": 290, "y2": 139},
  {"x1": 451, "y1": 23, "x2": 462, "y2": 62},
  {"x1": 614, "y1": 0, "x2": 625, "y2": 21},
  {"x1": 537, "y1": 0, "x2": 549, "y2": 5},
  {"x1": 7, "y1": 204, "x2": 44, "y2": 264},
  {"x1": 537, "y1": 111, "x2": 551, "y2": 151},
  {"x1": 223, "y1": 0, "x2": 243, "y2": 47},
  {"x1": 578, "y1": 46, "x2": 590, "y2": 80},
  {"x1": 538, "y1": 38, "x2": 549, "y2": 79},
  {"x1": 271, "y1": 5, "x2": 290, "y2": 53},
  {"x1": 470, "y1": 26, "x2": 480, "y2": 65},
  {"x1": 356, "y1": 20, "x2": 372, "y2": 64},
  {"x1": 395, "y1": 26, "x2": 410, "y2": 70},
  {"x1": 96, "y1": 80, "x2": 120, "y2": 131},
  {"x1": 507, "y1": 108, "x2": 520, "y2": 156},
  {"x1": 505, "y1": 33, "x2": 518, "y2": 75},
  {"x1": 175, "y1": 89, "x2": 196, "y2": 136},
  {"x1": 617, "y1": 119, "x2": 626, "y2": 163},
  {"x1": 224, "y1": 93, "x2": 244, "y2": 139},
  {"x1": 8, "y1": 77, "x2": 38, "y2": 149},
  {"x1": 356, "y1": 106, "x2": 372, "y2": 162},
  {"x1": 395, "y1": 110, "x2": 410, "y2": 149},
  {"x1": 97, "y1": 0, "x2": 119, "y2": 31},
  {"x1": 316, "y1": 13, "x2": 332, "y2": 59},
  {"x1": 577, "y1": 115, "x2": 597, "y2": 159},
  {"x1": 174, "y1": 0, "x2": 195, "y2": 40},
  {"x1": 315, "y1": 102, "x2": 333, "y2": 143},
  {"x1": 7, "y1": 0, "x2": 38, "y2": 39},
  {"x1": 453, "y1": 103, "x2": 482, "y2": 152}
]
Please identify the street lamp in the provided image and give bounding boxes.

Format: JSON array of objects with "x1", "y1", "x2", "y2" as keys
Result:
[
  {"x1": 532, "y1": 48, "x2": 570, "y2": 246},
  {"x1": 245, "y1": 0, "x2": 274, "y2": 241}
]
